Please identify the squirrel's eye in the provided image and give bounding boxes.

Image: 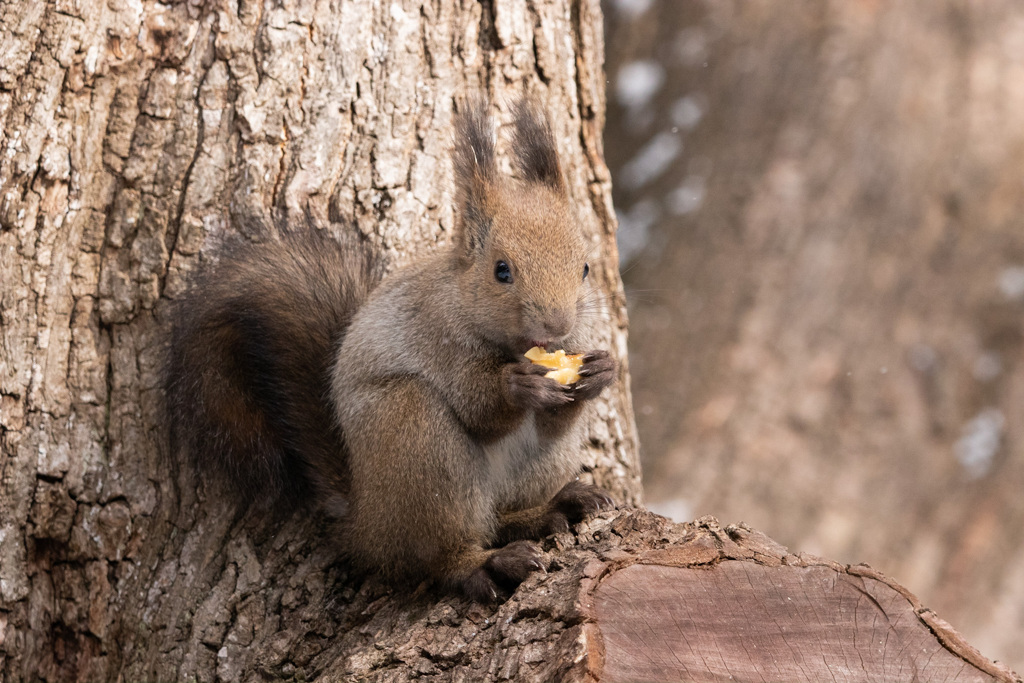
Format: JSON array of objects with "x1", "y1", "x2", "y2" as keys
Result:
[
  {"x1": 495, "y1": 260, "x2": 513, "y2": 284},
  {"x1": 582, "y1": 263, "x2": 590, "y2": 281}
]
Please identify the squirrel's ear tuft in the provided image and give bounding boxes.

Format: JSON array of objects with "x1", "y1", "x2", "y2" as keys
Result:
[
  {"x1": 511, "y1": 98, "x2": 565, "y2": 193},
  {"x1": 452, "y1": 99, "x2": 497, "y2": 258}
]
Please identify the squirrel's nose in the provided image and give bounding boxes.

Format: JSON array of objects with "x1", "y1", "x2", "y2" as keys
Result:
[{"x1": 542, "y1": 309, "x2": 574, "y2": 339}]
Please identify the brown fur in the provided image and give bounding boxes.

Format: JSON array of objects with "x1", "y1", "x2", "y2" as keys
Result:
[{"x1": 166, "y1": 100, "x2": 617, "y2": 602}]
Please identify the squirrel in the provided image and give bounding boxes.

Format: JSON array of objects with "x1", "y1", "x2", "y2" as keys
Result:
[{"x1": 165, "y1": 99, "x2": 618, "y2": 602}]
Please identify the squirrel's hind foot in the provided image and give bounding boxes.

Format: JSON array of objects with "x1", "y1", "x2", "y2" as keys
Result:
[
  {"x1": 542, "y1": 480, "x2": 616, "y2": 535},
  {"x1": 461, "y1": 541, "x2": 546, "y2": 603}
]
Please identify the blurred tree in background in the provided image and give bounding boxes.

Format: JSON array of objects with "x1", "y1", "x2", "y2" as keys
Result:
[{"x1": 604, "y1": 0, "x2": 1024, "y2": 671}]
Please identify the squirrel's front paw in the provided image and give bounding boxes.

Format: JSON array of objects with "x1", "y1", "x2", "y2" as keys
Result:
[
  {"x1": 506, "y1": 361, "x2": 574, "y2": 410},
  {"x1": 543, "y1": 480, "x2": 615, "y2": 535},
  {"x1": 462, "y1": 541, "x2": 546, "y2": 602},
  {"x1": 569, "y1": 350, "x2": 617, "y2": 400}
]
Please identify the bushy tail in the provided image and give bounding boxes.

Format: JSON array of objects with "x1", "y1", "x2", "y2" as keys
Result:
[{"x1": 165, "y1": 230, "x2": 383, "y2": 505}]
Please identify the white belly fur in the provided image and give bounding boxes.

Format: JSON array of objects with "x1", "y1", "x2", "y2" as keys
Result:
[{"x1": 483, "y1": 414, "x2": 575, "y2": 511}]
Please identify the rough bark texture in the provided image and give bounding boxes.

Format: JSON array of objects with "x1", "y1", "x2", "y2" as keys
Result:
[
  {"x1": 604, "y1": 0, "x2": 1024, "y2": 672},
  {"x1": 105, "y1": 508, "x2": 1011, "y2": 683},
  {"x1": 0, "y1": 0, "x2": 640, "y2": 680}
]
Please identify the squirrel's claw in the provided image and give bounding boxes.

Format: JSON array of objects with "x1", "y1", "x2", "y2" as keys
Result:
[
  {"x1": 568, "y1": 350, "x2": 616, "y2": 400},
  {"x1": 544, "y1": 480, "x2": 616, "y2": 534},
  {"x1": 507, "y1": 361, "x2": 577, "y2": 410},
  {"x1": 464, "y1": 541, "x2": 546, "y2": 603}
]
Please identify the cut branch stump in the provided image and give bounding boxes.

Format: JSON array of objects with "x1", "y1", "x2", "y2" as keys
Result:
[{"x1": 331, "y1": 511, "x2": 1021, "y2": 682}]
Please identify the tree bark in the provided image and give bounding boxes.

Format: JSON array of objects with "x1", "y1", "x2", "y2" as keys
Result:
[
  {"x1": 173, "y1": 509, "x2": 1014, "y2": 683},
  {"x1": 0, "y1": 0, "x2": 639, "y2": 680},
  {"x1": 604, "y1": 0, "x2": 1024, "y2": 672}
]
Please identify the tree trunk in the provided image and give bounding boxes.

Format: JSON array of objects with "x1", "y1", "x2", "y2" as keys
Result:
[
  {"x1": 604, "y1": 0, "x2": 1024, "y2": 672},
  {"x1": 0, "y1": 0, "x2": 640, "y2": 680}
]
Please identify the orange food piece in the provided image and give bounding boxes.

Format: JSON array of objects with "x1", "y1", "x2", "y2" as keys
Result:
[{"x1": 525, "y1": 346, "x2": 584, "y2": 385}]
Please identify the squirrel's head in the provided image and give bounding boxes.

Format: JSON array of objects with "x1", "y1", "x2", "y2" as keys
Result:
[{"x1": 451, "y1": 99, "x2": 590, "y2": 355}]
